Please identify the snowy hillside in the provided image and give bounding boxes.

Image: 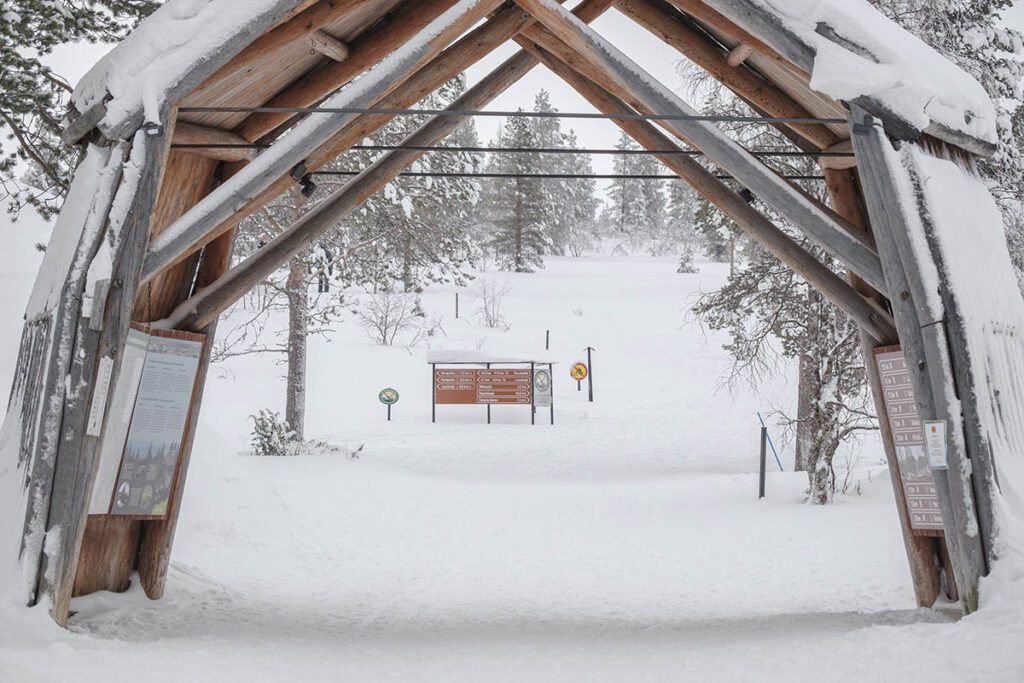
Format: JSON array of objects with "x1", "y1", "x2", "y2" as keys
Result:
[{"x1": 1, "y1": 220, "x2": 1023, "y2": 679}]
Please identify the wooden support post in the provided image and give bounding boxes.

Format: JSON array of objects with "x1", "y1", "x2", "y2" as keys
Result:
[
  {"x1": 615, "y1": 0, "x2": 839, "y2": 150},
  {"x1": 141, "y1": 0, "x2": 613, "y2": 284},
  {"x1": 823, "y1": 166, "x2": 946, "y2": 608},
  {"x1": 514, "y1": 34, "x2": 897, "y2": 343},
  {"x1": 850, "y1": 105, "x2": 985, "y2": 612},
  {"x1": 513, "y1": 0, "x2": 888, "y2": 294}
]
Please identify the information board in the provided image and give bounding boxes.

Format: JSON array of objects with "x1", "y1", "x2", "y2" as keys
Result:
[
  {"x1": 875, "y1": 348, "x2": 945, "y2": 534},
  {"x1": 89, "y1": 326, "x2": 205, "y2": 519},
  {"x1": 435, "y1": 368, "x2": 532, "y2": 405}
]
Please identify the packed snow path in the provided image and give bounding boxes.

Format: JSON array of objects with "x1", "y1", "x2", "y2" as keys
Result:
[{"x1": 2, "y1": 256, "x2": 1023, "y2": 681}]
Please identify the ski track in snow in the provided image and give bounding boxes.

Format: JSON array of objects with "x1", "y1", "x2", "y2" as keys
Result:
[{"x1": 1, "y1": 246, "x2": 1023, "y2": 681}]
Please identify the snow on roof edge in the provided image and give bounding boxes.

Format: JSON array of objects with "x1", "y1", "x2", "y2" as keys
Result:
[
  {"x1": 709, "y1": 0, "x2": 999, "y2": 155},
  {"x1": 70, "y1": 0, "x2": 303, "y2": 140}
]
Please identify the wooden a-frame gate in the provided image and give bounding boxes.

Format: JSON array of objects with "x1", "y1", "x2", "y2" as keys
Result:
[{"x1": 5, "y1": 0, "x2": 1024, "y2": 626}]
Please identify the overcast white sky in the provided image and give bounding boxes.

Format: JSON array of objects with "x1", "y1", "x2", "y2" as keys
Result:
[{"x1": 45, "y1": 0, "x2": 1024, "y2": 187}]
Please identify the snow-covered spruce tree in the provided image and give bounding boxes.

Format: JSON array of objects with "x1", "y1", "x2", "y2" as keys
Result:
[
  {"x1": 481, "y1": 111, "x2": 549, "y2": 272},
  {"x1": 526, "y1": 91, "x2": 598, "y2": 257},
  {"x1": 0, "y1": 0, "x2": 158, "y2": 219},
  {"x1": 334, "y1": 76, "x2": 481, "y2": 293},
  {"x1": 607, "y1": 131, "x2": 669, "y2": 254},
  {"x1": 667, "y1": 177, "x2": 700, "y2": 272}
]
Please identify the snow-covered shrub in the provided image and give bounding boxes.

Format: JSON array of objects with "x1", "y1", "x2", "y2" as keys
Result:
[
  {"x1": 250, "y1": 410, "x2": 293, "y2": 457},
  {"x1": 353, "y1": 291, "x2": 419, "y2": 345}
]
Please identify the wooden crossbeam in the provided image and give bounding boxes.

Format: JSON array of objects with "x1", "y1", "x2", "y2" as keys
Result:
[
  {"x1": 513, "y1": 33, "x2": 896, "y2": 343},
  {"x1": 664, "y1": 0, "x2": 795, "y2": 72},
  {"x1": 172, "y1": 122, "x2": 258, "y2": 162},
  {"x1": 512, "y1": 0, "x2": 888, "y2": 294},
  {"x1": 141, "y1": 0, "x2": 615, "y2": 285},
  {"x1": 308, "y1": 29, "x2": 350, "y2": 62},
  {"x1": 198, "y1": 0, "x2": 376, "y2": 90},
  {"x1": 155, "y1": 1, "x2": 618, "y2": 332},
  {"x1": 616, "y1": 0, "x2": 839, "y2": 150},
  {"x1": 236, "y1": 0, "x2": 466, "y2": 143}
]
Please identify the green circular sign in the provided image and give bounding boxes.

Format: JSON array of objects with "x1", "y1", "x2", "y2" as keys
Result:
[
  {"x1": 379, "y1": 388, "x2": 400, "y2": 405},
  {"x1": 534, "y1": 369, "x2": 551, "y2": 392}
]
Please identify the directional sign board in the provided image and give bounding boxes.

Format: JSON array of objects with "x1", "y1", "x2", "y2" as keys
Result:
[
  {"x1": 875, "y1": 348, "x2": 945, "y2": 534},
  {"x1": 570, "y1": 362, "x2": 588, "y2": 381},
  {"x1": 435, "y1": 368, "x2": 532, "y2": 405}
]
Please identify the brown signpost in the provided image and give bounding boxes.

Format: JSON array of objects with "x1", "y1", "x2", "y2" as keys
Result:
[
  {"x1": 875, "y1": 347, "x2": 945, "y2": 535},
  {"x1": 435, "y1": 368, "x2": 532, "y2": 405}
]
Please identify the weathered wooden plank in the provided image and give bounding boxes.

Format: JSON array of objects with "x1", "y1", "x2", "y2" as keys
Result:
[
  {"x1": 849, "y1": 105, "x2": 984, "y2": 612},
  {"x1": 512, "y1": 0, "x2": 888, "y2": 294},
  {"x1": 616, "y1": 0, "x2": 839, "y2": 150}
]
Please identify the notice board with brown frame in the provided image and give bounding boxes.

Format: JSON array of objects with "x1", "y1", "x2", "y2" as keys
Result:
[{"x1": 87, "y1": 324, "x2": 207, "y2": 520}]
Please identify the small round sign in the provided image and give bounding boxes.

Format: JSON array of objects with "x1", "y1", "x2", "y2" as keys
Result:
[
  {"x1": 378, "y1": 388, "x2": 400, "y2": 406},
  {"x1": 534, "y1": 369, "x2": 551, "y2": 392},
  {"x1": 570, "y1": 362, "x2": 588, "y2": 381}
]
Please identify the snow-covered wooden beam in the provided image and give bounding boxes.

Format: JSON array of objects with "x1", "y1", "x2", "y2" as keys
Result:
[
  {"x1": 236, "y1": 0, "x2": 469, "y2": 143},
  {"x1": 663, "y1": 0, "x2": 793, "y2": 72},
  {"x1": 702, "y1": 0, "x2": 999, "y2": 158},
  {"x1": 851, "y1": 104, "x2": 987, "y2": 612},
  {"x1": 514, "y1": 28, "x2": 897, "y2": 345},
  {"x1": 616, "y1": 0, "x2": 839, "y2": 150},
  {"x1": 199, "y1": 0, "x2": 367, "y2": 89},
  {"x1": 172, "y1": 122, "x2": 258, "y2": 162},
  {"x1": 513, "y1": 0, "x2": 888, "y2": 294},
  {"x1": 155, "y1": 0, "x2": 618, "y2": 332},
  {"x1": 140, "y1": 0, "x2": 612, "y2": 285}
]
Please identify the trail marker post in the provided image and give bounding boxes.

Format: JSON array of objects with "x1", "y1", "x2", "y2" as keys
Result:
[
  {"x1": 585, "y1": 347, "x2": 595, "y2": 402},
  {"x1": 759, "y1": 426, "x2": 768, "y2": 499}
]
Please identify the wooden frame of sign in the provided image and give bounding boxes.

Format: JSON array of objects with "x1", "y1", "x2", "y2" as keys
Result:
[{"x1": 89, "y1": 324, "x2": 207, "y2": 521}]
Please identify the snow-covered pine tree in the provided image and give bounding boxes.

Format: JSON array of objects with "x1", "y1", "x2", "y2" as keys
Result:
[
  {"x1": 558, "y1": 130, "x2": 599, "y2": 257},
  {"x1": 607, "y1": 132, "x2": 669, "y2": 254},
  {"x1": 481, "y1": 111, "x2": 549, "y2": 272},
  {"x1": 667, "y1": 178, "x2": 699, "y2": 272},
  {"x1": 0, "y1": 1, "x2": 158, "y2": 219}
]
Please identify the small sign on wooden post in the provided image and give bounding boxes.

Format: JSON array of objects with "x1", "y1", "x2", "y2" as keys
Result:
[{"x1": 925, "y1": 420, "x2": 948, "y2": 469}]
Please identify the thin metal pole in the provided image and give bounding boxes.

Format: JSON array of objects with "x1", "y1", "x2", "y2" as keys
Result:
[
  {"x1": 455, "y1": 292, "x2": 460, "y2": 319},
  {"x1": 586, "y1": 347, "x2": 594, "y2": 403},
  {"x1": 549, "y1": 363, "x2": 555, "y2": 426},
  {"x1": 531, "y1": 362, "x2": 536, "y2": 425},
  {"x1": 431, "y1": 364, "x2": 436, "y2": 424},
  {"x1": 388, "y1": 404, "x2": 392, "y2": 422},
  {"x1": 486, "y1": 363, "x2": 491, "y2": 425},
  {"x1": 759, "y1": 427, "x2": 768, "y2": 500},
  {"x1": 310, "y1": 170, "x2": 827, "y2": 181},
  {"x1": 546, "y1": 330, "x2": 550, "y2": 350}
]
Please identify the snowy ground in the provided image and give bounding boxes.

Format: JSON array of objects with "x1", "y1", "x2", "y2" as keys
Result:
[{"x1": 1, "y1": 219, "x2": 1023, "y2": 680}]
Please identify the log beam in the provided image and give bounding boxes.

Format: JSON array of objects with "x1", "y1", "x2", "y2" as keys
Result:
[
  {"x1": 199, "y1": 0, "x2": 377, "y2": 91},
  {"x1": 616, "y1": 0, "x2": 839, "y2": 150},
  {"x1": 172, "y1": 122, "x2": 258, "y2": 163},
  {"x1": 235, "y1": 0, "x2": 467, "y2": 143},
  {"x1": 309, "y1": 29, "x2": 351, "y2": 62},
  {"x1": 512, "y1": 0, "x2": 887, "y2": 294}
]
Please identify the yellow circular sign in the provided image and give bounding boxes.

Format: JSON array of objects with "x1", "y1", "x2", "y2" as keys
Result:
[{"x1": 570, "y1": 362, "x2": 588, "y2": 381}]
